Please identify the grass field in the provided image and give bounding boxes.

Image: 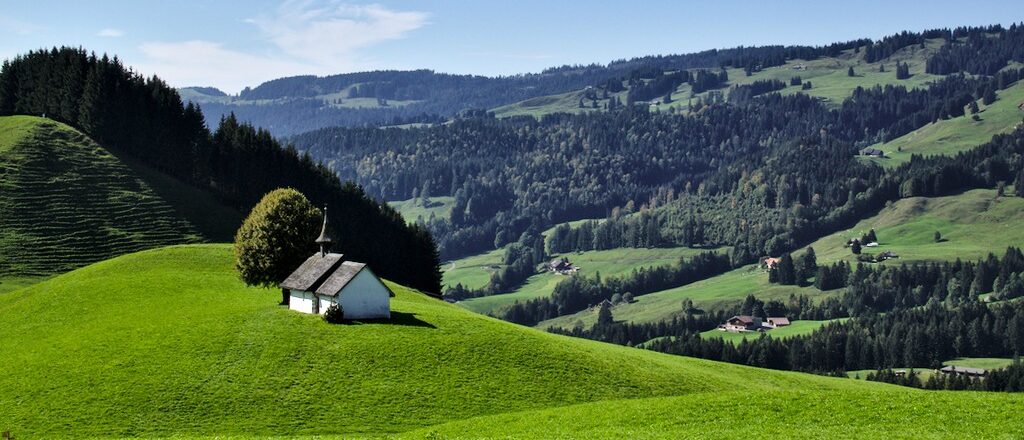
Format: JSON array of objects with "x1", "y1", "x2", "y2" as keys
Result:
[
  {"x1": 699, "y1": 319, "x2": 848, "y2": 343},
  {"x1": 541, "y1": 264, "x2": 828, "y2": 330},
  {"x1": 402, "y1": 389, "x2": 1023, "y2": 439},
  {"x1": 457, "y1": 246, "x2": 723, "y2": 315},
  {"x1": 864, "y1": 80, "x2": 1024, "y2": 166},
  {"x1": 0, "y1": 116, "x2": 205, "y2": 277},
  {"x1": 0, "y1": 244, "x2": 973, "y2": 438},
  {"x1": 388, "y1": 196, "x2": 456, "y2": 222},
  {"x1": 807, "y1": 188, "x2": 1024, "y2": 265}
]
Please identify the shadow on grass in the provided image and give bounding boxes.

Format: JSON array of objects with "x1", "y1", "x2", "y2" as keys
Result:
[{"x1": 343, "y1": 311, "x2": 437, "y2": 329}]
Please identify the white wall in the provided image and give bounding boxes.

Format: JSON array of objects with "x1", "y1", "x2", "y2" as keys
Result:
[
  {"x1": 337, "y1": 269, "x2": 391, "y2": 319},
  {"x1": 289, "y1": 290, "x2": 315, "y2": 314}
]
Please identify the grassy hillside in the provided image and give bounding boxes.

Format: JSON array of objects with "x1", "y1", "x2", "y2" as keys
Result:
[
  {"x1": 807, "y1": 188, "x2": 1024, "y2": 265},
  {"x1": 403, "y1": 389, "x2": 1023, "y2": 439},
  {"x1": 0, "y1": 244, "x2": 923, "y2": 438},
  {"x1": 388, "y1": 196, "x2": 456, "y2": 222},
  {"x1": 458, "y1": 246, "x2": 722, "y2": 315},
  {"x1": 541, "y1": 263, "x2": 827, "y2": 330},
  {"x1": 2, "y1": 244, "x2": 1019, "y2": 438},
  {"x1": 699, "y1": 319, "x2": 848, "y2": 343},
  {"x1": 865, "y1": 79, "x2": 1024, "y2": 166},
  {"x1": 0, "y1": 116, "x2": 210, "y2": 277}
]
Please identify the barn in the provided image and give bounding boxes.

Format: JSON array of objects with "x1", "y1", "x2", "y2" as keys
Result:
[{"x1": 279, "y1": 208, "x2": 392, "y2": 319}]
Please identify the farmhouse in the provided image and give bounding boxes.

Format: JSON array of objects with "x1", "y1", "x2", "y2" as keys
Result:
[
  {"x1": 939, "y1": 365, "x2": 987, "y2": 378},
  {"x1": 722, "y1": 315, "x2": 762, "y2": 332},
  {"x1": 280, "y1": 209, "x2": 392, "y2": 319},
  {"x1": 765, "y1": 317, "x2": 791, "y2": 328},
  {"x1": 860, "y1": 147, "x2": 884, "y2": 157},
  {"x1": 762, "y1": 257, "x2": 781, "y2": 271},
  {"x1": 550, "y1": 257, "x2": 579, "y2": 275}
]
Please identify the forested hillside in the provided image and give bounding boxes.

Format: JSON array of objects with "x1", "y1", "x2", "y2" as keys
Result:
[
  {"x1": 187, "y1": 34, "x2": 882, "y2": 135},
  {"x1": 293, "y1": 25, "x2": 1024, "y2": 265},
  {"x1": 0, "y1": 48, "x2": 441, "y2": 292}
]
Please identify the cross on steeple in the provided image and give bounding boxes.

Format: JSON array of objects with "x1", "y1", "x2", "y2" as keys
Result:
[{"x1": 316, "y1": 206, "x2": 332, "y2": 257}]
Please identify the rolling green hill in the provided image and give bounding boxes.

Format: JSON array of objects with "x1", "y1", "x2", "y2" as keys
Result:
[
  {"x1": 0, "y1": 243, "x2": 914, "y2": 438},
  {"x1": 540, "y1": 263, "x2": 827, "y2": 330},
  {"x1": 0, "y1": 116, "x2": 220, "y2": 278},
  {"x1": 456, "y1": 246, "x2": 722, "y2": 315},
  {"x1": 807, "y1": 188, "x2": 1024, "y2": 265},
  {"x1": 864, "y1": 79, "x2": 1024, "y2": 166},
  {"x1": 0, "y1": 116, "x2": 243, "y2": 280},
  {"x1": 1, "y1": 244, "x2": 1021, "y2": 438}
]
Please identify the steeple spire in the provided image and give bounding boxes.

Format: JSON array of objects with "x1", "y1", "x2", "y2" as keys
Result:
[{"x1": 315, "y1": 206, "x2": 332, "y2": 256}]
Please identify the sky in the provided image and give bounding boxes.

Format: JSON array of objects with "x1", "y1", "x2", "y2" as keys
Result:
[{"x1": 1, "y1": 0, "x2": 1021, "y2": 94}]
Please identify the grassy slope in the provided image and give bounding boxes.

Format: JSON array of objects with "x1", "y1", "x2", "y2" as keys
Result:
[
  {"x1": 0, "y1": 116, "x2": 204, "y2": 277},
  {"x1": 458, "y1": 246, "x2": 721, "y2": 315},
  {"x1": 403, "y1": 389, "x2": 1023, "y2": 439},
  {"x1": 807, "y1": 188, "x2": 1024, "y2": 265},
  {"x1": 0, "y1": 244, "x2": 913, "y2": 438},
  {"x1": 387, "y1": 196, "x2": 456, "y2": 222},
  {"x1": 548, "y1": 188, "x2": 1024, "y2": 330},
  {"x1": 699, "y1": 318, "x2": 848, "y2": 343},
  {"x1": 541, "y1": 264, "x2": 827, "y2": 330},
  {"x1": 866, "y1": 80, "x2": 1024, "y2": 166}
]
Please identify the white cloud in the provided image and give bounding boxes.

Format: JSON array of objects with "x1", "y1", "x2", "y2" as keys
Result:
[
  {"x1": 136, "y1": 40, "x2": 314, "y2": 94},
  {"x1": 0, "y1": 16, "x2": 42, "y2": 35},
  {"x1": 249, "y1": 1, "x2": 429, "y2": 66},
  {"x1": 134, "y1": 1, "x2": 429, "y2": 94},
  {"x1": 97, "y1": 28, "x2": 125, "y2": 38}
]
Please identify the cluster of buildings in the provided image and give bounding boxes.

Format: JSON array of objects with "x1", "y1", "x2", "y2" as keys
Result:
[{"x1": 720, "y1": 315, "x2": 791, "y2": 333}]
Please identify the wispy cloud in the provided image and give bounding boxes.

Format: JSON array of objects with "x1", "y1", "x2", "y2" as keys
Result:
[
  {"x1": 135, "y1": 1, "x2": 429, "y2": 93},
  {"x1": 97, "y1": 28, "x2": 125, "y2": 38},
  {"x1": 0, "y1": 16, "x2": 43, "y2": 35},
  {"x1": 248, "y1": 1, "x2": 429, "y2": 66},
  {"x1": 137, "y1": 40, "x2": 312, "y2": 93}
]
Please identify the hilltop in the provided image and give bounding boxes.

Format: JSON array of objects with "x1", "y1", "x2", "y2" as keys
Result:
[
  {"x1": 0, "y1": 115, "x2": 240, "y2": 279},
  {"x1": 0, "y1": 244, "x2": 1020, "y2": 438}
]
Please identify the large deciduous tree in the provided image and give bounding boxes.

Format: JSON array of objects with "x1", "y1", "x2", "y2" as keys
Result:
[{"x1": 234, "y1": 188, "x2": 321, "y2": 289}]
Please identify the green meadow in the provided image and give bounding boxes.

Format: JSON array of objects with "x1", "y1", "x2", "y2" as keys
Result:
[
  {"x1": 807, "y1": 188, "x2": 1024, "y2": 265},
  {"x1": 0, "y1": 244, "x2": 983, "y2": 438},
  {"x1": 457, "y1": 246, "x2": 722, "y2": 315},
  {"x1": 865, "y1": 79, "x2": 1024, "y2": 166},
  {"x1": 387, "y1": 195, "x2": 456, "y2": 222},
  {"x1": 541, "y1": 264, "x2": 827, "y2": 330},
  {"x1": 699, "y1": 318, "x2": 849, "y2": 343}
]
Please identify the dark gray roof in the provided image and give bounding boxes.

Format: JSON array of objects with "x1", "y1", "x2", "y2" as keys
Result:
[
  {"x1": 316, "y1": 261, "x2": 383, "y2": 297},
  {"x1": 280, "y1": 252, "x2": 344, "y2": 291}
]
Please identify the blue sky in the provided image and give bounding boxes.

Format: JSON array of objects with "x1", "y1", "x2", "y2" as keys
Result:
[{"x1": 2, "y1": 1, "x2": 1021, "y2": 94}]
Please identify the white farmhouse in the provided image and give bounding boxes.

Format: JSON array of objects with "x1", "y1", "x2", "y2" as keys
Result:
[{"x1": 280, "y1": 208, "x2": 392, "y2": 319}]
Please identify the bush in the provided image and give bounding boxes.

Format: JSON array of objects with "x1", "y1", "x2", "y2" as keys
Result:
[{"x1": 323, "y1": 303, "x2": 345, "y2": 324}]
